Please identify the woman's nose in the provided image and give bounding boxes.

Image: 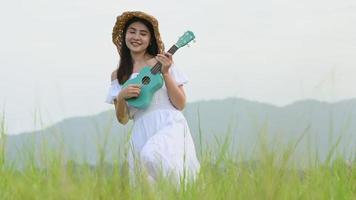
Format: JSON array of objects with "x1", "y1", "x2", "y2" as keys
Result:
[{"x1": 133, "y1": 33, "x2": 140, "y2": 40}]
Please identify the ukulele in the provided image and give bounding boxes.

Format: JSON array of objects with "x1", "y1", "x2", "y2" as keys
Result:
[{"x1": 122, "y1": 31, "x2": 195, "y2": 109}]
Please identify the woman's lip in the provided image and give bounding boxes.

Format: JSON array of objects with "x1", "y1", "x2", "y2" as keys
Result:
[{"x1": 131, "y1": 42, "x2": 141, "y2": 46}]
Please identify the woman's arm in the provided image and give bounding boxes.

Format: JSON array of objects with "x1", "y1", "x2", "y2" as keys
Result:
[
  {"x1": 111, "y1": 71, "x2": 129, "y2": 124},
  {"x1": 111, "y1": 70, "x2": 141, "y2": 124},
  {"x1": 163, "y1": 73, "x2": 186, "y2": 110},
  {"x1": 114, "y1": 96, "x2": 129, "y2": 125},
  {"x1": 155, "y1": 53, "x2": 186, "y2": 110}
]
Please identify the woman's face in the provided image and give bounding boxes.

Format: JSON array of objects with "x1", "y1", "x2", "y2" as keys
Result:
[{"x1": 125, "y1": 21, "x2": 151, "y2": 54}]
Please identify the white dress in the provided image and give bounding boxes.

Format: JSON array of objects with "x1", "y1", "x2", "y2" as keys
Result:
[{"x1": 105, "y1": 64, "x2": 200, "y2": 183}]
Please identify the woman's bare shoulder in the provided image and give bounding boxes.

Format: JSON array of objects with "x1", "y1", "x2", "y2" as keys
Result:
[{"x1": 111, "y1": 69, "x2": 117, "y2": 81}]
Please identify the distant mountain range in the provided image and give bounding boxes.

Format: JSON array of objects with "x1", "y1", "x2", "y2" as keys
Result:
[{"x1": 4, "y1": 98, "x2": 356, "y2": 167}]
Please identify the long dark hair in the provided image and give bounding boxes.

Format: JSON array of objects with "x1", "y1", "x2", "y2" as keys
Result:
[{"x1": 117, "y1": 17, "x2": 159, "y2": 84}]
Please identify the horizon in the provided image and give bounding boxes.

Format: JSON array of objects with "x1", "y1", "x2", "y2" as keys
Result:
[{"x1": 3, "y1": 96, "x2": 356, "y2": 136}]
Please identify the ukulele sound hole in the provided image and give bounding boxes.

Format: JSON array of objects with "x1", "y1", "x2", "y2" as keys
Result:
[{"x1": 142, "y1": 76, "x2": 151, "y2": 85}]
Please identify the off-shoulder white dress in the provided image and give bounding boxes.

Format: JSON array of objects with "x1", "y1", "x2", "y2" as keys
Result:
[{"x1": 105, "y1": 65, "x2": 200, "y2": 182}]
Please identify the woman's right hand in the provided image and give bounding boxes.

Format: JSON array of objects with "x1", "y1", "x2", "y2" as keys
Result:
[{"x1": 118, "y1": 84, "x2": 141, "y2": 100}]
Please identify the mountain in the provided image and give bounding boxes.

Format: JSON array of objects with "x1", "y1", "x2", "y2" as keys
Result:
[{"x1": 3, "y1": 98, "x2": 356, "y2": 167}]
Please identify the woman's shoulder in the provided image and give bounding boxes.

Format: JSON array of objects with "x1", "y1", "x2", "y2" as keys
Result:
[{"x1": 111, "y1": 69, "x2": 118, "y2": 81}]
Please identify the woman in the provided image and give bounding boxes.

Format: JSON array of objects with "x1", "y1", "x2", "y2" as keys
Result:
[{"x1": 105, "y1": 11, "x2": 200, "y2": 183}]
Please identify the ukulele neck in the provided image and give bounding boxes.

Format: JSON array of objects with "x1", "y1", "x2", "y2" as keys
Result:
[{"x1": 150, "y1": 45, "x2": 178, "y2": 75}]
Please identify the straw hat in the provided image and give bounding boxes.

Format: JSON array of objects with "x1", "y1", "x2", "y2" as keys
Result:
[{"x1": 112, "y1": 11, "x2": 164, "y2": 56}]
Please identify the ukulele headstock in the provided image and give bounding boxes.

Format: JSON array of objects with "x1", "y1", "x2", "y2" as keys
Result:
[{"x1": 175, "y1": 31, "x2": 195, "y2": 48}]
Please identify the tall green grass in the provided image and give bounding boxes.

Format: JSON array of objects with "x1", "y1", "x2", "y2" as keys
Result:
[{"x1": 0, "y1": 115, "x2": 355, "y2": 199}]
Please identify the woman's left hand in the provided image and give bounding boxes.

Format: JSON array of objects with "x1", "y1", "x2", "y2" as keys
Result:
[{"x1": 156, "y1": 53, "x2": 173, "y2": 75}]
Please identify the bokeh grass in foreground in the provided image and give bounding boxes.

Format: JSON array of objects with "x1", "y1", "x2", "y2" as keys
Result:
[
  {"x1": 0, "y1": 109, "x2": 355, "y2": 200},
  {"x1": 0, "y1": 134, "x2": 355, "y2": 199}
]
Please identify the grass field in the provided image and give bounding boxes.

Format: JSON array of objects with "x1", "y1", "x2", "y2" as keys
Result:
[{"x1": 0, "y1": 115, "x2": 355, "y2": 200}]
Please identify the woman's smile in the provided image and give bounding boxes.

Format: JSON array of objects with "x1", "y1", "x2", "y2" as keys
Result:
[{"x1": 130, "y1": 41, "x2": 142, "y2": 46}]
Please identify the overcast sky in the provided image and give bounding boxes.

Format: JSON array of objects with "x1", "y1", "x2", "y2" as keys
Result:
[{"x1": 1, "y1": 0, "x2": 356, "y2": 135}]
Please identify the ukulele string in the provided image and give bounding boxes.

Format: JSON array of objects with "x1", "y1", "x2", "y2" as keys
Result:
[
  {"x1": 137, "y1": 47, "x2": 174, "y2": 86},
  {"x1": 139, "y1": 63, "x2": 161, "y2": 85}
]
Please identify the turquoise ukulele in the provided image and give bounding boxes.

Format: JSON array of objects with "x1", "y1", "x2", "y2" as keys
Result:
[{"x1": 123, "y1": 31, "x2": 195, "y2": 109}]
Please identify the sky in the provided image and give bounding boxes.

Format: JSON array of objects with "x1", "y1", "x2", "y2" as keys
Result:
[{"x1": 1, "y1": 0, "x2": 356, "y2": 135}]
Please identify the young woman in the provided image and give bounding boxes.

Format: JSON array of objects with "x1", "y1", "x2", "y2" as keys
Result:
[{"x1": 105, "y1": 11, "x2": 200, "y2": 183}]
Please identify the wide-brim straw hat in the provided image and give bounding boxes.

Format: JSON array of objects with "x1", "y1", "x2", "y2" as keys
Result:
[{"x1": 112, "y1": 11, "x2": 164, "y2": 56}]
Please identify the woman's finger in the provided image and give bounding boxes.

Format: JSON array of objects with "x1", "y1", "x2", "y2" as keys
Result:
[
  {"x1": 128, "y1": 84, "x2": 141, "y2": 88},
  {"x1": 130, "y1": 88, "x2": 140, "y2": 93},
  {"x1": 157, "y1": 55, "x2": 170, "y2": 64},
  {"x1": 164, "y1": 53, "x2": 172, "y2": 58},
  {"x1": 156, "y1": 57, "x2": 166, "y2": 65},
  {"x1": 157, "y1": 54, "x2": 168, "y2": 59}
]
